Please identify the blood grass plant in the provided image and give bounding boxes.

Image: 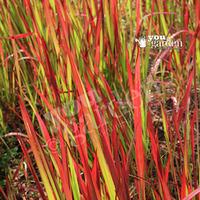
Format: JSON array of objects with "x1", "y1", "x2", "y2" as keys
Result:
[{"x1": 0, "y1": 0, "x2": 200, "y2": 199}]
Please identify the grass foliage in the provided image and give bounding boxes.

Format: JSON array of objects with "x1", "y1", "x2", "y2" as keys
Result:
[{"x1": 0, "y1": 0, "x2": 200, "y2": 199}]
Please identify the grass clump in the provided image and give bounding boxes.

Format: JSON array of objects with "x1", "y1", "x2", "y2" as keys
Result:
[{"x1": 0, "y1": 0, "x2": 200, "y2": 199}]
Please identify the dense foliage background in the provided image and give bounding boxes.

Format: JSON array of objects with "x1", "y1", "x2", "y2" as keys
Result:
[{"x1": 0, "y1": 0, "x2": 200, "y2": 199}]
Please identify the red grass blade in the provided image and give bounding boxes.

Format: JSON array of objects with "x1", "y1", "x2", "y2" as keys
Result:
[
  {"x1": 183, "y1": 186, "x2": 200, "y2": 200},
  {"x1": 127, "y1": 47, "x2": 145, "y2": 199}
]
